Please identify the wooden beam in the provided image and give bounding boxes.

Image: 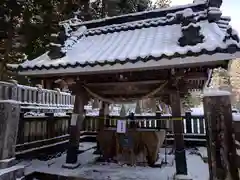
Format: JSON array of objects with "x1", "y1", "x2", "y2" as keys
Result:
[
  {"x1": 86, "y1": 76, "x2": 207, "y2": 88},
  {"x1": 37, "y1": 68, "x2": 209, "y2": 87},
  {"x1": 100, "y1": 93, "x2": 180, "y2": 100},
  {"x1": 97, "y1": 89, "x2": 151, "y2": 95},
  {"x1": 86, "y1": 80, "x2": 165, "y2": 87},
  {"x1": 187, "y1": 77, "x2": 207, "y2": 81}
]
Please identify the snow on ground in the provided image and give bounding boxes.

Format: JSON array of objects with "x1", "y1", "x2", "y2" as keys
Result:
[
  {"x1": 74, "y1": 149, "x2": 209, "y2": 180},
  {"x1": 19, "y1": 143, "x2": 209, "y2": 180},
  {"x1": 18, "y1": 142, "x2": 96, "y2": 176}
]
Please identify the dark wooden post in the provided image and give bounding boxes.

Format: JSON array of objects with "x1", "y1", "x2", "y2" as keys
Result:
[
  {"x1": 203, "y1": 90, "x2": 239, "y2": 180},
  {"x1": 185, "y1": 111, "x2": 192, "y2": 134},
  {"x1": 156, "y1": 112, "x2": 162, "y2": 129},
  {"x1": 64, "y1": 85, "x2": 88, "y2": 168},
  {"x1": 170, "y1": 91, "x2": 188, "y2": 177},
  {"x1": 129, "y1": 112, "x2": 135, "y2": 128},
  {"x1": 94, "y1": 101, "x2": 108, "y2": 155},
  {"x1": 17, "y1": 112, "x2": 25, "y2": 145},
  {"x1": 46, "y1": 113, "x2": 54, "y2": 139}
]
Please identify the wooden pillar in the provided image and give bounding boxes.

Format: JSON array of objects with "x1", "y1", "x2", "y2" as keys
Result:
[
  {"x1": 135, "y1": 100, "x2": 141, "y2": 115},
  {"x1": 203, "y1": 90, "x2": 239, "y2": 180},
  {"x1": 185, "y1": 111, "x2": 192, "y2": 134},
  {"x1": 46, "y1": 113, "x2": 55, "y2": 139},
  {"x1": 94, "y1": 101, "x2": 109, "y2": 155},
  {"x1": 64, "y1": 85, "x2": 88, "y2": 168},
  {"x1": 45, "y1": 79, "x2": 52, "y2": 89},
  {"x1": 170, "y1": 90, "x2": 188, "y2": 176}
]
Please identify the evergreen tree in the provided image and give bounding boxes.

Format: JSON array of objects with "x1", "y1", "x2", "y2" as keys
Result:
[
  {"x1": 90, "y1": 0, "x2": 171, "y2": 18},
  {"x1": 0, "y1": 0, "x2": 26, "y2": 80},
  {"x1": 152, "y1": 0, "x2": 171, "y2": 9}
]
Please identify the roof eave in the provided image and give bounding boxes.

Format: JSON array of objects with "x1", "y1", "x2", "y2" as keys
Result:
[{"x1": 16, "y1": 52, "x2": 240, "y2": 77}]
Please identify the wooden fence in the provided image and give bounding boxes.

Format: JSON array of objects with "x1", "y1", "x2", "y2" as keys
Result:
[
  {"x1": 15, "y1": 112, "x2": 207, "y2": 158},
  {"x1": 15, "y1": 113, "x2": 71, "y2": 158},
  {"x1": 82, "y1": 113, "x2": 206, "y2": 141}
]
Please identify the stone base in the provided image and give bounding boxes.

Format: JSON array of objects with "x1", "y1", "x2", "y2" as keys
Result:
[
  {"x1": 0, "y1": 158, "x2": 16, "y2": 169},
  {"x1": 0, "y1": 165, "x2": 25, "y2": 180},
  {"x1": 98, "y1": 129, "x2": 166, "y2": 166},
  {"x1": 174, "y1": 174, "x2": 192, "y2": 180},
  {"x1": 62, "y1": 163, "x2": 81, "y2": 169}
]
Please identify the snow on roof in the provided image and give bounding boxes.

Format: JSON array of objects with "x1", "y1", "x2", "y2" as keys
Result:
[
  {"x1": 10, "y1": 2, "x2": 240, "y2": 75},
  {"x1": 17, "y1": 21, "x2": 239, "y2": 70}
]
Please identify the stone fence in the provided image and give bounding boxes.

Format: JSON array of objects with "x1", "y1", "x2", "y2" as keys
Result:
[
  {"x1": 0, "y1": 81, "x2": 75, "y2": 112},
  {"x1": 0, "y1": 80, "x2": 75, "y2": 180}
]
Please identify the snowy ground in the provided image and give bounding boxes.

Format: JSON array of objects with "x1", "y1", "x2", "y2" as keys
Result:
[{"x1": 18, "y1": 143, "x2": 209, "y2": 180}]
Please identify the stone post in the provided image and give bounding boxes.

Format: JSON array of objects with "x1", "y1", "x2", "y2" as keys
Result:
[
  {"x1": 0, "y1": 101, "x2": 20, "y2": 168},
  {"x1": 0, "y1": 81, "x2": 24, "y2": 179},
  {"x1": 203, "y1": 89, "x2": 239, "y2": 180}
]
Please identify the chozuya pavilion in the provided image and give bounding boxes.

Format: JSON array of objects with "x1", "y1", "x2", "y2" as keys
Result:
[{"x1": 8, "y1": 0, "x2": 240, "y2": 178}]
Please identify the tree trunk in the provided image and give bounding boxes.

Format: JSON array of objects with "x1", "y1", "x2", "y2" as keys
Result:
[{"x1": 0, "y1": 19, "x2": 14, "y2": 81}]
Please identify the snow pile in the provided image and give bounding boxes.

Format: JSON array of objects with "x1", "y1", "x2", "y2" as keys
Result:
[
  {"x1": 24, "y1": 112, "x2": 46, "y2": 117},
  {"x1": 24, "y1": 112, "x2": 68, "y2": 117}
]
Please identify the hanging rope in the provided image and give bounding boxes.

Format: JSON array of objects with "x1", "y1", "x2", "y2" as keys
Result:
[
  {"x1": 141, "y1": 81, "x2": 168, "y2": 99},
  {"x1": 83, "y1": 85, "x2": 114, "y2": 104},
  {"x1": 82, "y1": 80, "x2": 168, "y2": 103}
]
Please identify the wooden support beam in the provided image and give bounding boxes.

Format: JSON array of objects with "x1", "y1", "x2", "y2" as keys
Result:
[
  {"x1": 100, "y1": 91, "x2": 188, "y2": 100},
  {"x1": 94, "y1": 83, "x2": 203, "y2": 97},
  {"x1": 64, "y1": 85, "x2": 89, "y2": 168},
  {"x1": 169, "y1": 77, "x2": 188, "y2": 176},
  {"x1": 94, "y1": 101, "x2": 109, "y2": 155},
  {"x1": 86, "y1": 80, "x2": 165, "y2": 87},
  {"x1": 170, "y1": 92, "x2": 188, "y2": 176},
  {"x1": 83, "y1": 72, "x2": 207, "y2": 86},
  {"x1": 97, "y1": 89, "x2": 151, "y2": 95}
]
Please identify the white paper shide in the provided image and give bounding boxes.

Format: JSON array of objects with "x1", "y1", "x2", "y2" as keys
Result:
[{"x1": 117, "y1": 120, "x2": 127, "y2": 133}]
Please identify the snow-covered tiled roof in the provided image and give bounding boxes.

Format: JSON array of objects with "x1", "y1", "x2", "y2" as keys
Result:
[{"x1": 9, "y1": 1, "x2": 240, "y2": 75}]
